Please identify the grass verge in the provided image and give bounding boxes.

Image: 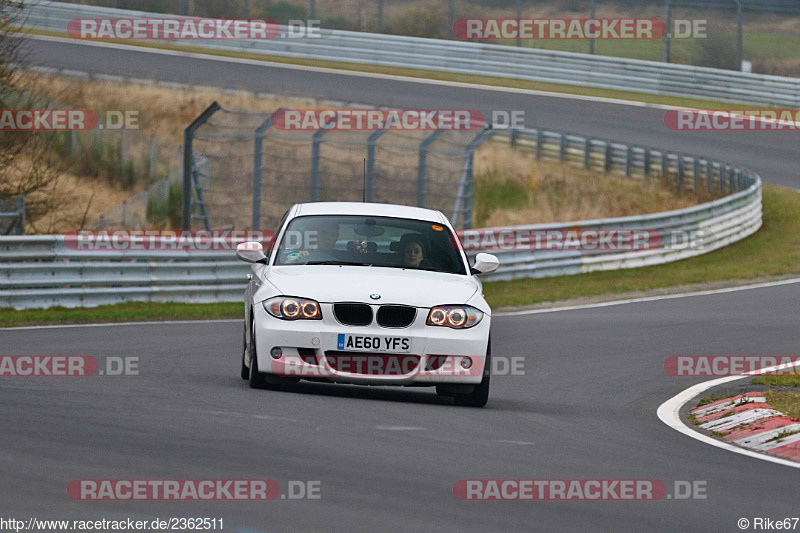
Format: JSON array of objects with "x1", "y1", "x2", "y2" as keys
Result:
[
  {"x1": 0, "y1": 302, "x2": 241, "y2": 328},
  {"x1": 483, "y1": 184, "x2": 800, "y2": 309},
  {"x1": 765, "y1": 390, "x2": 800, "y2": 421},
  {"x1": 752, "y1": 375, "x2": 800, "y2": 387}
]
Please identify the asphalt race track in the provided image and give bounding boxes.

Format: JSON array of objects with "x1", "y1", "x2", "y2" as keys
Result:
[{"x1": 2, "y1": 37, "x2": 799, "y2": 532}]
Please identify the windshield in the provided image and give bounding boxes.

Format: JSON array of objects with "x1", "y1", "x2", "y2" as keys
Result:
[{"x1": 274, "y1": 215, "x2": 467, "y2": 275}]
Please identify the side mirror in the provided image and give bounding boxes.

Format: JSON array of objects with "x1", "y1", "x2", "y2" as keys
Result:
[
  {"x1": 471, "y1": 252, "x2": 499, "y2": 275},
  {"x1": 236, "y1": 241, "x2": 267, "y2": 264}
]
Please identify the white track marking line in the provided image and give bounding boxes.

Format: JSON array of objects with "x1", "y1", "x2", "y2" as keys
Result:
[
  {"x1": 1, "y1": 319, "x2": 239, "y2": 331},
  {"x1": 497, "y1": 277, "x2": 800, "y2": 316},
  {"x1": 25, "y1": 34, "x2": 691, "y2": 111},
  {"x1": 657, "y1": 359, "x2": 800, "y2": 469}
]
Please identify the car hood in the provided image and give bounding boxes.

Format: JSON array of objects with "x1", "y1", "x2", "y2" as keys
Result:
[{"x1": 264, "y1": 265, "x2": 481, "y2": 309}]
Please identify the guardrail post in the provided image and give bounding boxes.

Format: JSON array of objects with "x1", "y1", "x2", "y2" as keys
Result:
[
  {"x1": 643, "y1": 149, "x2": 651, "y2": 180},
  {"x1": 705, "y1": 160, "x2": 712, "y2": 191},
  {"x1": 182, "y1": 102, "x2": 220, "y2": 230},
  {"x1": 624, "y1": 146, "x2": 632, "y2": 177},
  {"x1": 253, "y1": 111, "x2": 278, "y2": 228},
  {"x1": 728, "y1": 166, "x2": 735, "y2": 192},
  {"x1": 366, "y1": 130, "x2": 387, "y2": 202},
  {"x1": 535, "y1": 130, "x2": 542, "y2": 159},
  {"x1": 311, "y1": 129, "x2": 330, "y2": 202},
  {"x1": 559, "y1": 134, "x2": 566, "y2": 162},
  {"x1": 677, "y1": 157, "x2": 685, "y2": 191},
  {"x1": 510, "y1": 129, "x2": 517, "y2": 148},
  {"x1": 583, "y1": 138, "x2": 591, "y2": 169},
  {"x1": 661, "y1": 153, "x2": 668, "y2": 180},
  {"x1": 604, "y1": 142, "x2": 612, "y2": 172},
  {"x1": 416, "y1": 130, "x2": 443, "y2": 207},
  {"x1": 693, "y1": 159, "x2": 699, "y2": 191}
]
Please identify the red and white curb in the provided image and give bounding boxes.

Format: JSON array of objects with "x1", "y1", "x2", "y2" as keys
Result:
[
  {"x1": 658, "y1": 358, "x2": 800, "y2": 469},
  {"x1": 690, "y1": 393, "x2": 800, "y2": 461}
]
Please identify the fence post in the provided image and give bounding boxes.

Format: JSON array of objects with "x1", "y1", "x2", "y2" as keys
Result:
[
  {"x1": 252, "y1": 111, "x2": 279, "y2": 228},
  {"x1": 366, "y1": 130, "x2": 387, "y2": 202},
  {"x1": 416, "y1": 130, "x2": 443, "y2": 207},
  {"x1": 460, "y1": 130, "x2": 490, "y2": 229},
  {"x1": 16, "y1": 195, "x2": 25, "y2": 235},
  {"x1": 311, "y1": 129, "x2": 330, "y2": 202},
  {"x1": 182, "y1": 102, "x2": 220, "y2": 230}
]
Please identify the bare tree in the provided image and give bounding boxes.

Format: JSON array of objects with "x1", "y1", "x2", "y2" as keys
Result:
[{"x1": 0, "y1": 0, "x2": 71, "y2": 230}]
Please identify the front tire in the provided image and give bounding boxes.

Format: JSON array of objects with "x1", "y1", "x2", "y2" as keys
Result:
[
  {"x1": 453, "y1": 337, "x2": 491, "y2": 408},
  {"x1": 248, "y1": 316, "x2": 269, "y2": 389},
  {"x1": 248, "y1": 315, "x2": 299, "y2": 390},
  {"x1": 240, "y1": 319, "x2": 249, "y2": 380}
]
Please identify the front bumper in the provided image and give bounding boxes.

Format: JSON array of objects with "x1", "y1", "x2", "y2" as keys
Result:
[{"x1": 253, "y1": 302, "x2": 490, "y2": 386}]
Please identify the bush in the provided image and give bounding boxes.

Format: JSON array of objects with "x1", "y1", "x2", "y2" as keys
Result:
[
  {"x1": 684, "y1": 27, "x2": 740, "y2": 70},
  {"x1": 385, "y1": 4, "x2": 449, "y2": 39}
]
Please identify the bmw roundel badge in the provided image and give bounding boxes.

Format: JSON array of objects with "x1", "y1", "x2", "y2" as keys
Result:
[{"x1": 370, "y1": 294, "x2": 381, "y2": 300}]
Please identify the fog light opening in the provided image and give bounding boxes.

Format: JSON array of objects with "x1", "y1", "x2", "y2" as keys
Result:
[
  {"x1": 460, "y1": 357, "x2": 472, "y2": 369},
  {"x1": 270, "y1": 347, "x2": 283, "y2": 359}
]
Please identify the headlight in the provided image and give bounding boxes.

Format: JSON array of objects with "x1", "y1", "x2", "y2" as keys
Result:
[
  {"x1": 263, "y1": 297, "x2": 322, "y2": 320},
  {"x1": 426, "y1": 305, "x2": 483, "y2": 329}
]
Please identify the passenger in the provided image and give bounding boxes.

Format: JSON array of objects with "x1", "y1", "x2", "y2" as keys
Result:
[{"x1": 398, "y1": 234, "x2": 431, "y2": 269}]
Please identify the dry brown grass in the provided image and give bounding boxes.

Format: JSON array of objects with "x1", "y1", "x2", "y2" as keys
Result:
[
  {"x1": 14, "y1": 73, "x2": 325, "y2": 143},
  {"x1": 10, "y1": 74, "x2": 711, "y2": 232},
  {"x1": 473, "y1": 142, "x2": 712, "y2": 227}
]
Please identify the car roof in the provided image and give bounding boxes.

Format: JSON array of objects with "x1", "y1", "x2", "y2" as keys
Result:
[{"x1": 292, "y1": 202, "x2": 447, "y2": 224}]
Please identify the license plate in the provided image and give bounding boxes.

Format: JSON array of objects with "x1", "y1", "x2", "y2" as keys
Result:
[{"x1": 337, "y1": 334, "x2": 411, "y2": 353}]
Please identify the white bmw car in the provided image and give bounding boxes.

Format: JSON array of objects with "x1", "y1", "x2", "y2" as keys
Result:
[{"x1": 236, "y1": 202, "x2": 499, "y2": 407}]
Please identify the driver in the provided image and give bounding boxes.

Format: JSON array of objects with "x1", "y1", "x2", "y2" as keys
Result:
[{"x1": 283, "y1": 219, "x2": 340, "y2": 263}]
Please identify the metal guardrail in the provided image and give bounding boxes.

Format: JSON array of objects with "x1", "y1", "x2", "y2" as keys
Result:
[
  {"x1": 23, "y1": 1, "x2": 800, "y2": 107},
  {"x1": 468, "y1": 128, "x2": 762, "y2": 281},
  {"x1": 0, "y1": 143, "x2": 762, "y2": 309}
]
